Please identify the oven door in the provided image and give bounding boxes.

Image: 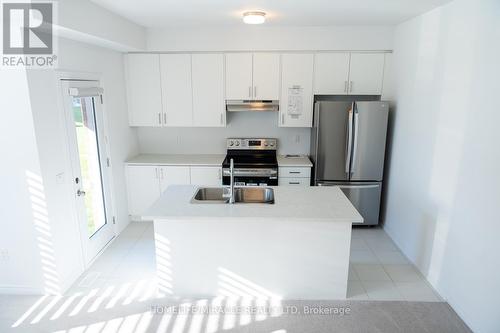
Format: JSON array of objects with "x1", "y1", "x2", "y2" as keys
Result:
[{"x1": 222, "y1": 168, "x2": 278, "y2": 186}]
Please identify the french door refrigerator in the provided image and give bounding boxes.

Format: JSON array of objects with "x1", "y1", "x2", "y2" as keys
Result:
[{"x1": 310, "y1": 101, "x2": 389, "y2": 225}]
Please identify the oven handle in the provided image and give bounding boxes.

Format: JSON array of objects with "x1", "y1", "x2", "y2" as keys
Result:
[{"x1": 222, "y1": 168, "x2": 278, "y2": 177}]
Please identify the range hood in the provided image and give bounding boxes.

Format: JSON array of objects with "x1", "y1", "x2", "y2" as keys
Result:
[{"x1": 226, "y1": 100, "x2": 279, "y2": 112}]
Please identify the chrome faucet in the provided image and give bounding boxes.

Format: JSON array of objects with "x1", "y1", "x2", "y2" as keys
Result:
[{"x1": 223, "y1": 158, "x2": 235, "y2": 204}]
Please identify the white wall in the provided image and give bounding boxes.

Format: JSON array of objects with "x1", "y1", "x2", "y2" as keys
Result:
[
  {"x1": 0, "y1": 70, "x2": 46, "y2": 294},
  {"x1": 383, "y1": 0, "x2": 500, "y2": 332},
  {"x1": 57, "y1": 0, "x2": 147, "y2": 51},
  {"x1": 0, "y1": 37, "x2": 138, "y2": 294},
  {"x1": 137, "y1": 112, "x2": 310, "y2": 155},
  {"x1": 141, "y1": 26, "x2": 394, "y2": 155},
  {"x1": 147, "y1": 26, "x2": 394, "y2": 51}
]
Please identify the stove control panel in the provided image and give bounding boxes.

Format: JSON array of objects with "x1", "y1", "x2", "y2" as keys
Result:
[{"x1": 227, "y1": 138, "x2": 277, "y2": 150}]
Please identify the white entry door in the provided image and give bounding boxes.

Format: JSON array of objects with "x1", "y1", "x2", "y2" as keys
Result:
[{"x1": 61, "y1": 80, "x2": 115, "y2": 266}]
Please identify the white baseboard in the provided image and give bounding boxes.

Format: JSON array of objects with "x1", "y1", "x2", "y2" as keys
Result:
[{"x1": 0, "y1": 285, "x2": 43, "y2": 295}]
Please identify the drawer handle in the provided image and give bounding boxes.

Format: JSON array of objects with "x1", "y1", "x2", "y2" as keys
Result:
[
  {"x1": 289, "y1": 171, "x2": 301, "y2": 174},
  {"x1": 289, "y1": 182, "x2": 300, "y2": 185}
]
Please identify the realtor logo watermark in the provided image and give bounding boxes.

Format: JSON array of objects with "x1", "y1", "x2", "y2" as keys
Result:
[{"x1": 2, "y1": 1, "x2": 57, "y2": 68}]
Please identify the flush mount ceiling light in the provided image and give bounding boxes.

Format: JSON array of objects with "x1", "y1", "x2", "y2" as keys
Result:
[{"x1": 243, "y1": 11, "x2": 266, "y2": 24}]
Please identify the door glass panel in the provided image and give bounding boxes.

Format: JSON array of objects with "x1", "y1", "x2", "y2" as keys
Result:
[{"x1": 73, "y1": 96, "x2": 107, "y2": 237}]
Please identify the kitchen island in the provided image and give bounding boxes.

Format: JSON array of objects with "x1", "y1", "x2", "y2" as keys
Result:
[{"x1": 144, "y1": 185, "x2": 363, "y2": 299}]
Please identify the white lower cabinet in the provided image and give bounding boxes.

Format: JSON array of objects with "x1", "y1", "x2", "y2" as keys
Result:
[
  {"x1": 278, "y1": 178, "x2": 310, "y2": 186},
  {"x1": 126, "y1": 165, "x2": 161, "y2": 216},
  {"x1": 278, "y1": 167, "x2": 311, "y2": 186},
  {"x1": 127, "y1": 165, "x2": 190, "y2": 216},
  {"x1": 127, "y1": 165, "x2": 222, "y2": 217},
  {"x1": 190, "y1": 166, "x2": 222, "y2": 186}
]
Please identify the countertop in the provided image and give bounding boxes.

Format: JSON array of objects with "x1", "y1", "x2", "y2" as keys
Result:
[
  {"x1": 143, "y1": 185, "x2": 363, "y2": 223},
  {"x1": 126, "y1": 154, "x2": 312, "y2": 167},
  {"x1": 277, "y1": 155, "x2": 313, "y2": 167},
  {"x1": 126, "y1": 154, "x2": 225, "y2": 166}
]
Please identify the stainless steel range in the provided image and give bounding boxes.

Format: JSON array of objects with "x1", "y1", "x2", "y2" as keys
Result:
[{"x1": 222, "y1": 138, "x2": 278, "y2": 186}]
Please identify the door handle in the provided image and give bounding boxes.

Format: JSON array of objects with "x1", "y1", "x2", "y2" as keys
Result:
[
  {"x1": 77, "y1": 189, "x2": 86, "y2": 197},
  {"x1": 351, "y1": 109, "x2": 359, "y2": 174},
  {"x1": 345, "y1": 105, "x2": 354, "y2": 174},
  {"x1": 339, "y1": 185, "x2": 379, "y2": 189}
]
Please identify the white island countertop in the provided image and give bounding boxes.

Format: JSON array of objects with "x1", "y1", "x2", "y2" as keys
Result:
[{"x1": 144, "y1": 185, "x2": 363, "y2": 223}]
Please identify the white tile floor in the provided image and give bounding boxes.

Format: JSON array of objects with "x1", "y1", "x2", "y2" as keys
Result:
[
  {"x1": 348, "y1": 227, "x2": 441, "y2": 301},
  {"x1": 0, "y1": 223, "x2": 459, "y2": 333},
  {"x1": 65, "y1": 222, "x2": 441, "y2": 302}
]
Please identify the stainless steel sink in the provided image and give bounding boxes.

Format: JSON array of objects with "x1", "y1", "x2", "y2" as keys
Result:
[
  {"x1": 233, "y1": 187, "x2": 274, "y2": 204},
  {"x1": 192, "y1": 187, "x2": 227, "y2": 203},
  {"x1": 191, "y1": 187, "x2": 274, "y2": 204}
]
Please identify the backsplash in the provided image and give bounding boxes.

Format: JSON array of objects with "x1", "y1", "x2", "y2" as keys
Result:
[{"x1": 136, "y1": 112, "x2": 311, "y2": 155}]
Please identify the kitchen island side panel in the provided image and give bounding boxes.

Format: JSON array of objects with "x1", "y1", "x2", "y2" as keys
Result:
[{"x1": 154, "y1": 218, "x2": 351, "y2": 300}]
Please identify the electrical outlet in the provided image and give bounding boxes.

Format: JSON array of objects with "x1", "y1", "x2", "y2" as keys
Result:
[
  {"x1": 55, "y1": 172, "x2": 65, "y2": 184},
  {"x1": 0, "y1": 249, "x2": 9, "y2": 261}
]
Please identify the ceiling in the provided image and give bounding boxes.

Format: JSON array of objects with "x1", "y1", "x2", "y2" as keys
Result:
[{"x1": 91, "y1": 0, "x2": 453, "y2": 28}]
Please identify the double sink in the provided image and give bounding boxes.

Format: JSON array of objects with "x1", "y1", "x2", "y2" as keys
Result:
[{"x1": 191, "y1": 187, "x2": 275, "y2": 204}]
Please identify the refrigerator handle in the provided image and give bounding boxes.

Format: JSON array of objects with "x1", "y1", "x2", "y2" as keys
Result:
[
  {"x1": 345, "y1": 104, "x2": 354, "y2": 175},
  {"x1": 351, "y1": 107, "x2": 359, "y2": 174}
]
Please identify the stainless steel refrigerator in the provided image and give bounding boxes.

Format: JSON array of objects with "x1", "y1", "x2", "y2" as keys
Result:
[{"x1": 310, "y1": 101, "x2": 389, "y2": 225}]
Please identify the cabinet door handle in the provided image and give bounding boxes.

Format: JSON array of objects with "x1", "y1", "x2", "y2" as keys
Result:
[
  {"x1": 160, "y1": 168, "x2": 164, "y2": 179},
  {"x1": 349, "y1": 81, "x2": 353, "y2": 93},
  {"x1": 158, "y1": 113, "x2": 161, "y2": 125},
  {"x1": 220, "y1": 113, "x2": 223, "y2": 125},
  {"x1": 344, "y1": 81, "x2": 348, "y2": 93},
  {"x1": 163, "y1": 113, "x2": 167, "y2": 124},
  {"x1": 254, "y1": 86, "x2": 257, "y2": 98},
  {"x1": 155, "y1": 168, "x2": 158, "y2": 179},
  {"x1": 281, "y1": 113, "x2": 285, "y2": 125},
  {"x1": 248, "y1": 86, "x2": 252, "y2": 98}
]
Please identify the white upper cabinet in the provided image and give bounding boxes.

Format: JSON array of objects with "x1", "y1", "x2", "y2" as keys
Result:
[
  {"x1": 253, "y1": 53, "x2": 281, "y2": 100},
  {"x1": 348, "y1": 53, "x2": 385, "y2": 95},
  {"x1": 225, "y1": 53, "x2": 253, "y2": 100},
  {"x1": 225, "y1": 53, "x2": 280, "y2": 100},
  {"x1": 280, "y1": 53, "x2": 314, "y2": 128},
  {"x1": 192, "y1": 54, "x2": 225, "y2": 127},
  {"x1": 313, "y1": 52, "x2": 386, "y2": 96},
  {"x1": 313, "y1": 53, "x2": 350, "y2": 95},
  {"x1": 125, "y1": 54, "x2": 162, "y2": 127},
  {"x1": 160, "y1": 54, "x2": 193, "y2": 127}
]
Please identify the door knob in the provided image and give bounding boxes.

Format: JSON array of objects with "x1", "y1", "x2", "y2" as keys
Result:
[{"x1": 77, "y1": 189, "x2": 86, "y2": 197}]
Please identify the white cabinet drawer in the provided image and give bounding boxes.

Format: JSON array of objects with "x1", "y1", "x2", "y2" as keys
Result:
[
  {"x1": 279, "y1": 178, "x2": 310, "y2": 186},
  {"x1": 279, "y1": 167, "x2": 311, "y2": 178}
]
